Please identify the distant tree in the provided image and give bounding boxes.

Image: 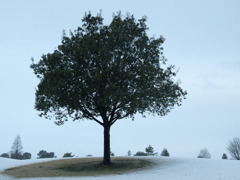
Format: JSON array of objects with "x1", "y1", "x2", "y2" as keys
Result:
[
  {"x1": 197, "y1": 148, "x2": 211, "y2": 158},
  {"x1": 0, "y1": 153, "x2": 9, "y2": 158},
  {"x1": 110, "y1": 151, "x2": 115, "y2": 156},
  {"x1": 10, "y1": 135, "x2": 23, "y2": 159},
  {"x1": 49, "y1": 152, "x2": 55, "y2": 158},
  {"x1": 22, "y1": 152, "x2": 31, "y2": 159},
  {"x1": 30, "y1": 12, "x2": 187, "y2": 165},
  {"x1": 145, "y1": 145, "x2": 154, "y2": 155},
  {"x1": 37, "y1": 150, "x2": 55, "y2": 158},
  {"x1": 134, "y1": 151, "x2": 147, "y2": 156},
  {"x1": 86, "y1": 154, "x2": 93, "y2": 157},
  {"x1": 227, "y1": 137, "x2": 240, "y2": 160},
  {"x1": 63, "y1": 152, "x2": 74, "y2": 158},
  {"x1": 222, "y1": 153, "x2": 228, "y2": 160},
  {"x1": 145, "y1": 145, "x2": 157, "y2": 156},
  {"x1": 37, "y1": 150, "x2": 47, "y2": 158},
  {"x1": 161, "y1": 148, "x2": 170, "y2": 156},
  {"x1": 127, "y1": 150, "x2": 132, "y2": 156}
]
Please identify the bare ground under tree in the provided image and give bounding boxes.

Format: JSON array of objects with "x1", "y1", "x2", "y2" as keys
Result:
[{"x1": 1, "y1": 157, "x2": 155, "y2": 178}]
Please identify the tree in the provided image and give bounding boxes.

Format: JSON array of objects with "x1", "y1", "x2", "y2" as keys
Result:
[
  {"x1": 227, "y1": 137, "x2": 240, "y2": 160},
  {"x1": 37, "y1": 150, "x2": 55, "y2": 158},
  {"x1": 145, "y1": 145, "x2": 157, "y2": 156},
  {"x1": 134, "y1": 151, "x2": 147, "y2": 156},
  {"x1": 197, "y1": 148, "x2": 211, "y2": 159},
  {"x1": 127, "y1": 150, "x2": 132, "y2": 156},
  {"x1": 222, "y1": 153, "x2": 228, "y2": 160},
  {"x1": 0, "y1": 153, "x2": 9, "y2": 158},
  {"x1": 30, "y1": 12, "x2": 187, "y2": 165},
  {"x1": 37, "y1": 150, "x2": 47, "y2": 158},
  {"x1": 160, "y1": 148, "x2": 170, "y2": 156},
  {"x1": 10, "y1": 135, "x2": 23, "y2": 159},
  {"x1": 22, "y1": 152, "x2": 32, "y2": 159},
  {"x1": 63, "y1": 152, "x2": 74, "y2": 158}
]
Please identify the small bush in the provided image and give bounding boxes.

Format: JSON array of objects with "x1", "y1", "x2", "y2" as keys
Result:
[
  {"x1": 134, "y1": 151, "x2": 147, "y2": 156},
  {"x1": 22, "y1": 152, "x2": 31, "y2": 159},
  {"x1": 0, "y1": 153, "x2": 9, "y2": 158},
  {"x1": 197, "y1": 148, "x2": 211, "y2": 158},
  {"x1": 161, "y1": 148, "x2": 170, "y2": 156},
  {"x1": 63, "y1": 152, "x2": 74, "y2": 158},
  {"x1": 222, "y1": 153, "x2": 228, "y2": 159},
  {"x1": 37, "y1": 150, "x2": 55, "y2": 158}
]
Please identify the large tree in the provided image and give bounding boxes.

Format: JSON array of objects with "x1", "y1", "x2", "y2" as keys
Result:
[{"x1": 31, "y1": 12, "x2": 186, "y2": 164}]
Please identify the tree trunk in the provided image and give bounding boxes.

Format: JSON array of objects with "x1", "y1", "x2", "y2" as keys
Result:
[{"x1": 102, "y1": 124, "x2": 111, "y2": 165}]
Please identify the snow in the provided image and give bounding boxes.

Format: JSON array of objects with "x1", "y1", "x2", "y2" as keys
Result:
[{"x1": 0, "y1": 156, "x2": 240, "y2": 180}]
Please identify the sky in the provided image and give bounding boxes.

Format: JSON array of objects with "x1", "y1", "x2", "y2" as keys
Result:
[{"x1": 0, "y1": 0, "x2": 240, "y2": 159}]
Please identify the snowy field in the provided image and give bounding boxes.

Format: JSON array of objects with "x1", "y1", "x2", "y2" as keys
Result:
[{"x1": 1, "y1": 156, "x2": 240, "y2": 180}]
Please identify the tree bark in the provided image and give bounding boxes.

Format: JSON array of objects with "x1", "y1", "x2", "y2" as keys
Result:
[{"x1": 102, "y1": 124, "x2": 111, "y2": 165}]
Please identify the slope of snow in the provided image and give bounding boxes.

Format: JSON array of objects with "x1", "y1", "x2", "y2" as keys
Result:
[{"x1": 0, "y1": 157, "x2": 240, "y2": 180}]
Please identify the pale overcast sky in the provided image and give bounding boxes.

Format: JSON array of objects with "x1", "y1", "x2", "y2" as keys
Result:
[{"x1": 0, "y1": 0, "x2": 240, "y2": 159}]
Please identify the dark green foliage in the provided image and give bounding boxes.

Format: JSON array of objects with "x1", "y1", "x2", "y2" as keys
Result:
[
  {"x1": 63, "y1": 152, "x2": 74, "y2": 158},
  {"x1": 145, "y1": 145, "x2": 157, "y2": 156},
  {"x1": 134, "y1": 151, "x2": 147, "y2": 156},
  {"x1": 222, "y1": 153, "x2": 228, "y2": 159},
  {"x1": 0, "y1": 153, "x2": 9, "y2": 158},
  {"x1": 160, "y1": 148, "x2": 170, "y2": 156},
  {"x1": 30, "y1": 12, "x2": 186, "y2": 164},
  {"x1": 22, "y1": 152, "x2": 31, "y2": 159},
  {"x1": 127, "y1": 150, "x2": 132, "y2": 156},
  {"x1": 37, "y1": 150, "x2": 55, "y2": 158},
  {"x1": 110, "y1": 151, "x2": 115, "y2": 156}
]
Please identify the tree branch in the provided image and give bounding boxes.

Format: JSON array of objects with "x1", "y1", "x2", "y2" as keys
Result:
[
  {"x1": 80, "y1": 106, "x2": 104, "y2": 126},
  {"x1": 110, "y1": 113, "x2": 129, "y2": 126},
  {"x1": 93, "y1": 118, "x2": 104, "y2": 126}
]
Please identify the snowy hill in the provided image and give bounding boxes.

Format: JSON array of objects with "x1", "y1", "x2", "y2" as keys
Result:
[{"x1": 0, "y1": 157, "x2": 240, "y2": 180}]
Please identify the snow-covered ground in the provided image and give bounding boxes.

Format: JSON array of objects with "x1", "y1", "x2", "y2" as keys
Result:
[{"x1": 0, "y1": 156, "x2": 240, "y2": 180}]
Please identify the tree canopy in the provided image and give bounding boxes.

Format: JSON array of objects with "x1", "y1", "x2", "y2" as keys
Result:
[{"x1": 31, "y1": 12, "x2": 187, "y2": 164}]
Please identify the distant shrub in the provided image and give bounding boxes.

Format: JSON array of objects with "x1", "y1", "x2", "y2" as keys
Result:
[
  {"x1": 161, "y1": 148, "x2": 170, "y2": 156},
  {"x1": 37, "y1": 150, "x2": 55, "y2": 158},
  {"x1": 110, "y1": 151, "x2": 115, "y2": 156},
  {"x1": 222, "y1": 153, "x2": 228, "y2": 160},
  {"x1": 22, "y1": 152, "x2": 31, "y2": 159},
  {"x1": 127, "y1": 150, "x2": 132, "y2": 156},
  {"x1": 0, "y1": 153, "x2": 9, "y2": 158},
  {"x1": 134, "y1": 151, "x2": 147, "y2": 156},
  {"x1": 86, "y1": 154, "x2": 93, "y2": 157},
  {"x1": 145, "y1": 145, "x2": 158, "y2": 156},
  {"x1": 197, "y1": 148, "x2": 211, "y2": 158},
  {"x1": 134, "y1": 145, "x2": 158, "y2": 156},
  {"x1": 63, "y1": 152, "x2": 74, "y2": 158}
]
